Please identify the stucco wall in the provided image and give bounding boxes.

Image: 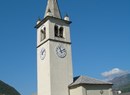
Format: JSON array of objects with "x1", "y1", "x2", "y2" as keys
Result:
[
  {"x1": 70, "y1": 86, "x2": 84, "y2": 95},
  {"x1": 70, "y1": 84, "x2": 113, "y2": 95},
  {"x1": 37, "y1": 18, "x2": 73, "y2": 95}
]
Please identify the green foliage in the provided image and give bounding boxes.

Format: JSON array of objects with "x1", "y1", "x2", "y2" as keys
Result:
[
  {"x1": 0, "y1": 80, "x2": 20, "y2": 95},
  {"x1": 111, "y1": 74, "x2": 130, "y2": 93},
  {"x1": 120, "y1": 84, "x2": 130, "y2": 93}
]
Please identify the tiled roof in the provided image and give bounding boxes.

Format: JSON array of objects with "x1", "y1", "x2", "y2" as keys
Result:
[{"x1": 69, "y1": 76, "x2": 112, "y2": 87}]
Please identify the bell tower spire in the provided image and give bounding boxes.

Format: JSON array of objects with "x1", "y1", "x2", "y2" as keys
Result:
[{"x1": 44, "y1": 0, "x2": 61, "y2": 18}]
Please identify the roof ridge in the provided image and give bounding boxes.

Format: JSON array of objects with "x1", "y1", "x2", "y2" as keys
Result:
[
  {"x1": 81, "y1": 75, "x2": 112, "y2": 84},
  {"x1": 69, "y1": 75, "x2": 113, "y2": 87}
]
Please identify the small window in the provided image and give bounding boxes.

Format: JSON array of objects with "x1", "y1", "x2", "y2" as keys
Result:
[
  {"x1": 54, "y1": 25, "x2": 59, "y2": 37},
  {"x1": 41, "y1": 27, "x2": 46, "y2": 41},
  {"x1": 59, "y1": 27, "x2": 63, "y2": 38},
  {"x1": 54, "y1": 25, "x2": 64, "y2": 38}
]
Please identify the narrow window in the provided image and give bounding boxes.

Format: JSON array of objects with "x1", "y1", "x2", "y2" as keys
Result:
[
  {"x1": 59, "y1": 27, "x2": 64, "y2": 38},
  {"x1": 41, "y1": 27, "x2": 46, "y2": 41},
  {"x1": 43, "y1": 27, "x2": 46, "y2": 39},
  {"x1": 54, "y1": 25, "x2": 58, "y2": 37}
]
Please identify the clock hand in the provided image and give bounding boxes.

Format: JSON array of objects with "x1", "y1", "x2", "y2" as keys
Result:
[
  {"x1": 61, "y1": 49, "x2": 65, "y2": 53},
  {"x1": 41, "y1": 50, "x2": 45, "y2": 55},
  {"x1": 59, "y1": 47, "x2": 62, "y2": 53}
]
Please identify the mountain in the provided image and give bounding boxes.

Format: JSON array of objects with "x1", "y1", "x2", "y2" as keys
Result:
[
  {"x1": 0, "y1": 80, "x2": 21, "y2": 95},
  {"x1": 109, "y1": 73, "x2": 130, "y2": 93}
]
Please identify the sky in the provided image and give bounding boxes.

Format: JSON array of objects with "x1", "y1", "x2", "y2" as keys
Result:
[{"x1": 0, "y1": 0, "x2": 130, "y2": 95}]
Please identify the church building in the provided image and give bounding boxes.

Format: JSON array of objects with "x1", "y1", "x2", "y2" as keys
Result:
[{"x1": 35, "y1": 0, "x2": 113, "y2": 95}]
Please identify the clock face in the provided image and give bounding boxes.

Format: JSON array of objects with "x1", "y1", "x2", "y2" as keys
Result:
[
  {"x1": 56, "y1": 45, "x2": 67, "y2": 58},
  {"x1": 40, "y1": 48, "x2": 46, "y2": 60}
]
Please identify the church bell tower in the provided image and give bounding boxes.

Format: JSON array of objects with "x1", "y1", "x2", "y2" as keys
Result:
[{"x1": 35, "y1": 0, "x2": 73, "y2": 95}]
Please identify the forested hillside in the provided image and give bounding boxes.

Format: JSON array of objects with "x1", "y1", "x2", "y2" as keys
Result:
[
  {"x1": 110, "y1": 74, "x2": 130, "y2": 93},
  {"x1": 0, "y1": 80, "x2": 20, "y2": 95}
]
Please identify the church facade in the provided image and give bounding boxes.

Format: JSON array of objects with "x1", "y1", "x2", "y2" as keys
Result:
[{"x1": 35, "y1": 0, "x2": 113, "y2": 95}]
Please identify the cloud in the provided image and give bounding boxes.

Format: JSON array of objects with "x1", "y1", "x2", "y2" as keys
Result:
[{"x1": 101, "y1": 68, "x2": 128, "y2": 80}]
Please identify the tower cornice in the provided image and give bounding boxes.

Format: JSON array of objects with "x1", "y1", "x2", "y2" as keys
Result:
[
  {"x1": 37, "y1": 39, "x2": 71, "y2": 48},
  {"x1": 35, "y1": 16, "x2": 72, "y2": 29}
]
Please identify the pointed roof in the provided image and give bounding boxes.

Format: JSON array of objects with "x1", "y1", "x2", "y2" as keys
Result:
[
  {"x1": 44, "y1": 0, "x2": 61, "y2": 19},
  {"x1": 69, "y1": 76, "x2": 112, "y2": 87}
]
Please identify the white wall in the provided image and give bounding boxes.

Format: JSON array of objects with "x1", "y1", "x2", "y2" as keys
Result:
[
  {"x1": 37, "y1": 18, "x2": 73, "y2": 95},
  {"x1": 70, "y1": 86, "x2": 84, "y2": 95},
  {"x1": 70, "y1": 84, "x2": 113, "y2": 95}
]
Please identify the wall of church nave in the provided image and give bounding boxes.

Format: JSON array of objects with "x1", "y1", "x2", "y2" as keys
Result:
[
  {"x1": 83, "y1": 84, "x2": 113, "y2": 95},
  {"x1": 69, "y1": 86, "x2": 85, "y2": 95},
  {"x1": 69, "y1": 85, "x2": 113, "y2": 95}
]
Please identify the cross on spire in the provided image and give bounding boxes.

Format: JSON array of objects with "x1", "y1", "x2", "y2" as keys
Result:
[{"x1": 44, "y1": 0, "x2": 61, "y2": 19}]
